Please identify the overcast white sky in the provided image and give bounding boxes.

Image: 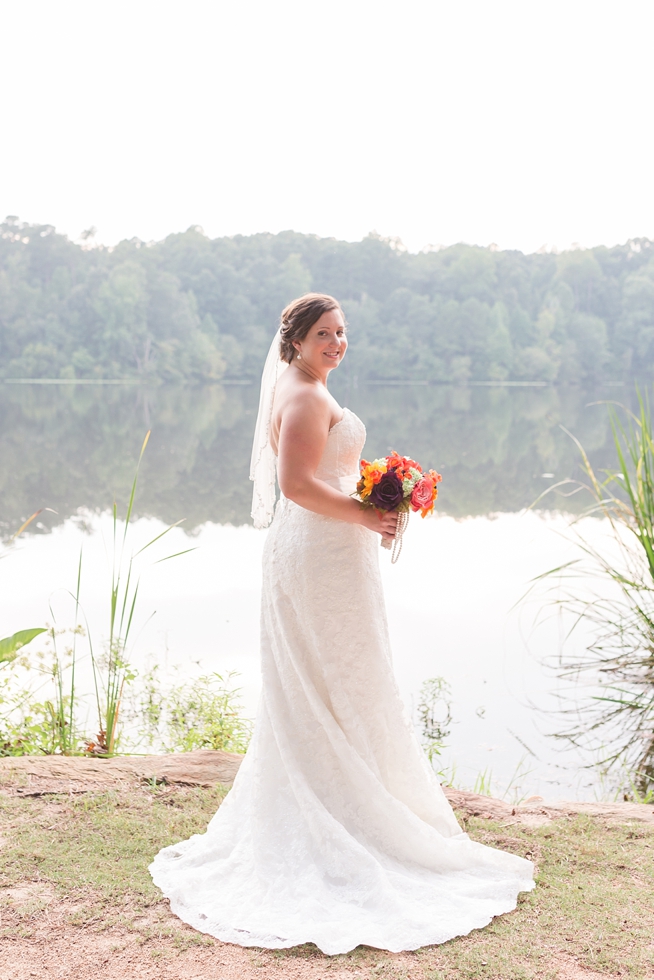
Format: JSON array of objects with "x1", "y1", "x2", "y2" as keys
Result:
[{"x1": 1, "y1": 0, "x2": 652, "y2": 254}]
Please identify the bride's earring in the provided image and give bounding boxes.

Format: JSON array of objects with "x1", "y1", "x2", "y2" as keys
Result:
[{"x1": 296, "y1": 352, "x2": 302, "y2": 360}]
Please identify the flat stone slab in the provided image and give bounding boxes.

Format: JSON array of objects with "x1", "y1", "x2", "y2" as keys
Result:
[
  {"x1": 0, "y1": 749, "x2": 243, "y2": 792},
  {"x1": 444, "y1": 786, "x2": 654, "y2": 825},
  {"x1": 1, "y1": 751, "x2": 652, "y2": 824}
]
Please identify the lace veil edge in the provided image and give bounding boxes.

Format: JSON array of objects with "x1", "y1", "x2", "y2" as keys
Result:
[{"x1": 249, "y1": 327, "x2": 288, "y2": 528}]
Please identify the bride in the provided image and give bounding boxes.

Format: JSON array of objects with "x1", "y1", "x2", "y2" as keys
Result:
[{"x1": 150, "y1": 293, "x2": 534, "y2": 955}]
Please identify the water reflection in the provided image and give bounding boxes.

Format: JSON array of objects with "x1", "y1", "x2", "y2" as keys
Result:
[
  {"x1": 0, "y1": 381, "x2": 623, "y2": 535},
  {"x1": 0, "y1": 379, "x2": 640, "y2": 799}
]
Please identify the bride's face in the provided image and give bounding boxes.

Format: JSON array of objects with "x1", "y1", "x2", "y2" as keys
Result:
[{"x1": 294, "y1": 309, "x2": 348, "y2": 372}]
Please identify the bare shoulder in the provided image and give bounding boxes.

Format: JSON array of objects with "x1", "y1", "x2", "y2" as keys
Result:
[
  {"x1": 271, "y1": 375, "x2": 333, "y2": 453},
  {"x1": 275, "y1": 374, "x2": 332, "y2": 424}
]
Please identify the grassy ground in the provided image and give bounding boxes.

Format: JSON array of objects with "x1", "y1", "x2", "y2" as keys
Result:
[{"x1": 0, "y1": 784, "x2": 653, "y2": 979}]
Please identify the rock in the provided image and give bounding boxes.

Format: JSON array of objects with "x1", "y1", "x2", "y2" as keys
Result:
[
  {"x1": 0, "y1": 749, "x2": 243, "y2": 792},
  {"x1": 442, "y1": 785, "x2": 654, "y2": 825},
  {"x1": 2, "y1": 752, "x2": 653, "y2": 824}
]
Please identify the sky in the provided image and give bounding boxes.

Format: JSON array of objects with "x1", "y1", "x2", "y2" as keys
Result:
[{"x1": 1, "y1": 0, "x2": 653, "y2": 254}]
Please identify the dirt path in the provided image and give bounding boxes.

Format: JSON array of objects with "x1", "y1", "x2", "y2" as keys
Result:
[
  {"x1": 1, "y1": 753, "x2": 652, "y2": 979},
  {"x1": 0, "y1": 885, "x2": 626, "y2": 980}
]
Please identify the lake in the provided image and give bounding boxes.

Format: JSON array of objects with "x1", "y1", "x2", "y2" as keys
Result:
[{"x1": 0, "y1": 378, "x2": 634, "y2": 800}]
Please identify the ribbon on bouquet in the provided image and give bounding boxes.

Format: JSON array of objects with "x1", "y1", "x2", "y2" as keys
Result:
[{"x1": 380, "y1": 509, "x2": 409, "y2": 564}]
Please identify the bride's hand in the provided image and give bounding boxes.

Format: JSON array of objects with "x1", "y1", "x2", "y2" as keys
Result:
[{"x1": 360, "y1": 508, "x2": 398, "y2": 541}]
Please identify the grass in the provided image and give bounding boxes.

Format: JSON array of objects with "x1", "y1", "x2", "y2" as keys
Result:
[
  {"x1": 1, "y1": 785, "x2": 653, "y2": 978},
  {"x1": 0, "y1": 784, "x2": 228, "y2": 907}
]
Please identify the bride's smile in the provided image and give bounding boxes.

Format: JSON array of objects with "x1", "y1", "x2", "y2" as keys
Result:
[{"x1": 291, "y1": 308, "x2": 348, "y2": 378}]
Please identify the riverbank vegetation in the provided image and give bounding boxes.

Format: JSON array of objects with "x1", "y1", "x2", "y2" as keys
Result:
[
  {"x1": 2, "y1": 216, "x2": 654, "y2": 385},
  {"x1": 0, "y1": 632, "x2": 251, "y2": 760},
  {"x1": 0, "y1": 437, "x2": 250, "y2": 761},
  {"x1": 535, "y1": 394, "x2": 654, "y2": 799},
  {"x1": 1, "y1": 783, "x2": 652, "y2": 978}
]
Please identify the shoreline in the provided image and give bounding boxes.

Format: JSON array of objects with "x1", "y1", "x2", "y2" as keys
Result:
[{"x1": 2, "y1": 750, "x2": 652, "y2": 826}]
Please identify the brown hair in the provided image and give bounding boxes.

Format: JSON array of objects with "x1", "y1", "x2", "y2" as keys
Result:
[{"x1": 279, "y1": 293, "x2": 345, "y2": 363}]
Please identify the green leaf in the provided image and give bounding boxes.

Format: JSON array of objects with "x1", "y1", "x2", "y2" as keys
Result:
[{"x1": 0, "y1": 628, "x2": 47, "y2": 664}]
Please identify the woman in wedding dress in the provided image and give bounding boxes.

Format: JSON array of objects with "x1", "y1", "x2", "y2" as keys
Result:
[{"x1": 150, "y1": 293, "x2": 534, "y2": 955}]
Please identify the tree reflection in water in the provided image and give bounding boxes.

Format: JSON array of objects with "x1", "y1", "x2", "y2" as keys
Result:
[{"x1": 0, "y1": 381, "x2": 621, "y2": 537}]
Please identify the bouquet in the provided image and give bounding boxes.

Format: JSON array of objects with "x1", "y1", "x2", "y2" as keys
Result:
[{"x1": 355, "y1": 451, "x2": 442, "y2": 562}]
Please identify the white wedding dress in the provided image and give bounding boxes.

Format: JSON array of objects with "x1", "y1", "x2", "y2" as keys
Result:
[{"x1": 150, "y1": 408, "x2": 534, "y2": 954}]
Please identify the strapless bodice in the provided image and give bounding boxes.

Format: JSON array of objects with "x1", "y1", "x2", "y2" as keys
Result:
[{"x1": 314, "y1": 407, "x2": 366, "y2": 493}]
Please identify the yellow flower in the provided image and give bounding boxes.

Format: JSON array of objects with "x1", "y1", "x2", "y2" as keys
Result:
[{"x1": 361, "y1": 459, "x2": 386, "y2": 483}]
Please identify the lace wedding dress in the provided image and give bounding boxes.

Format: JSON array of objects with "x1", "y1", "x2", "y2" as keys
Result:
[{"x1": 150, "y1": 407, "x2": 534, "y2": 954}]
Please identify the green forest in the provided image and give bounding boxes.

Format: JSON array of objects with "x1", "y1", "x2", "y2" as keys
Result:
[{"x1": 2, "y1": 216, "x2": 654, "y2": 383}]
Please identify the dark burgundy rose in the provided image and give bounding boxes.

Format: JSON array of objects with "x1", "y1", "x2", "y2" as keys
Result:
[{"x1": 368, "y1": 470, "x2": 404, "y2": 511}]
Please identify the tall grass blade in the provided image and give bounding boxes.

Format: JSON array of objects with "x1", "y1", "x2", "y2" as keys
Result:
[
  {"x1": 154, "y1": 548, "x2": 197, "y2": 564},
  {"x1": 123, "y1": 430, "x2": 151, "y2": 538},
  {"x1": 535, "y1": 386, "x2": 654, "y2": 796},
  {"x1": 10, "y1": 510, "x2": 43, "y2": 540},
  {"x1": 133, "y1": 519, "x2": 186, "y2": 557}
]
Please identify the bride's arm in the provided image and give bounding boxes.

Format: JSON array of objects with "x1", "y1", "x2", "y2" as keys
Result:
[{"x1": 276, "y1": 392, "x2": 397, "y2": 540}]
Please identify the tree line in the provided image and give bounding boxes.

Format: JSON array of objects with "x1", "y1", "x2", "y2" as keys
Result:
[{"x1": 1, "y1": 216, "x2": 654, "y2": 383}]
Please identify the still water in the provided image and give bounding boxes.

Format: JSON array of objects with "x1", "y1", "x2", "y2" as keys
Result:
[{"x1": 0, "y1": 379, "x2": 631, "y2": 800}]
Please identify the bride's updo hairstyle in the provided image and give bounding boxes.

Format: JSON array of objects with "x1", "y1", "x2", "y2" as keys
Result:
[{"x1": 279, "y1": 293, "x2": 345, "y2": 363}]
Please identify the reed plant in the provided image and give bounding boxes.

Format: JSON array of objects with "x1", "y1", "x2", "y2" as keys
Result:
[
  {"x1": 2, "y1": 433, "x2": 194, "y2": 756},
  {"x1": 84, "y1": 431, "x2": 192, "y2": 755},
  {"x1": 472, "y1": 768, "x2": 494, "y2": 797},
  {"x1": 534, "y1": 389, "x2": 654, "y2": 796},
  {"x1": 43, "y1": 553, "x2": 84, "y2": 754}
]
